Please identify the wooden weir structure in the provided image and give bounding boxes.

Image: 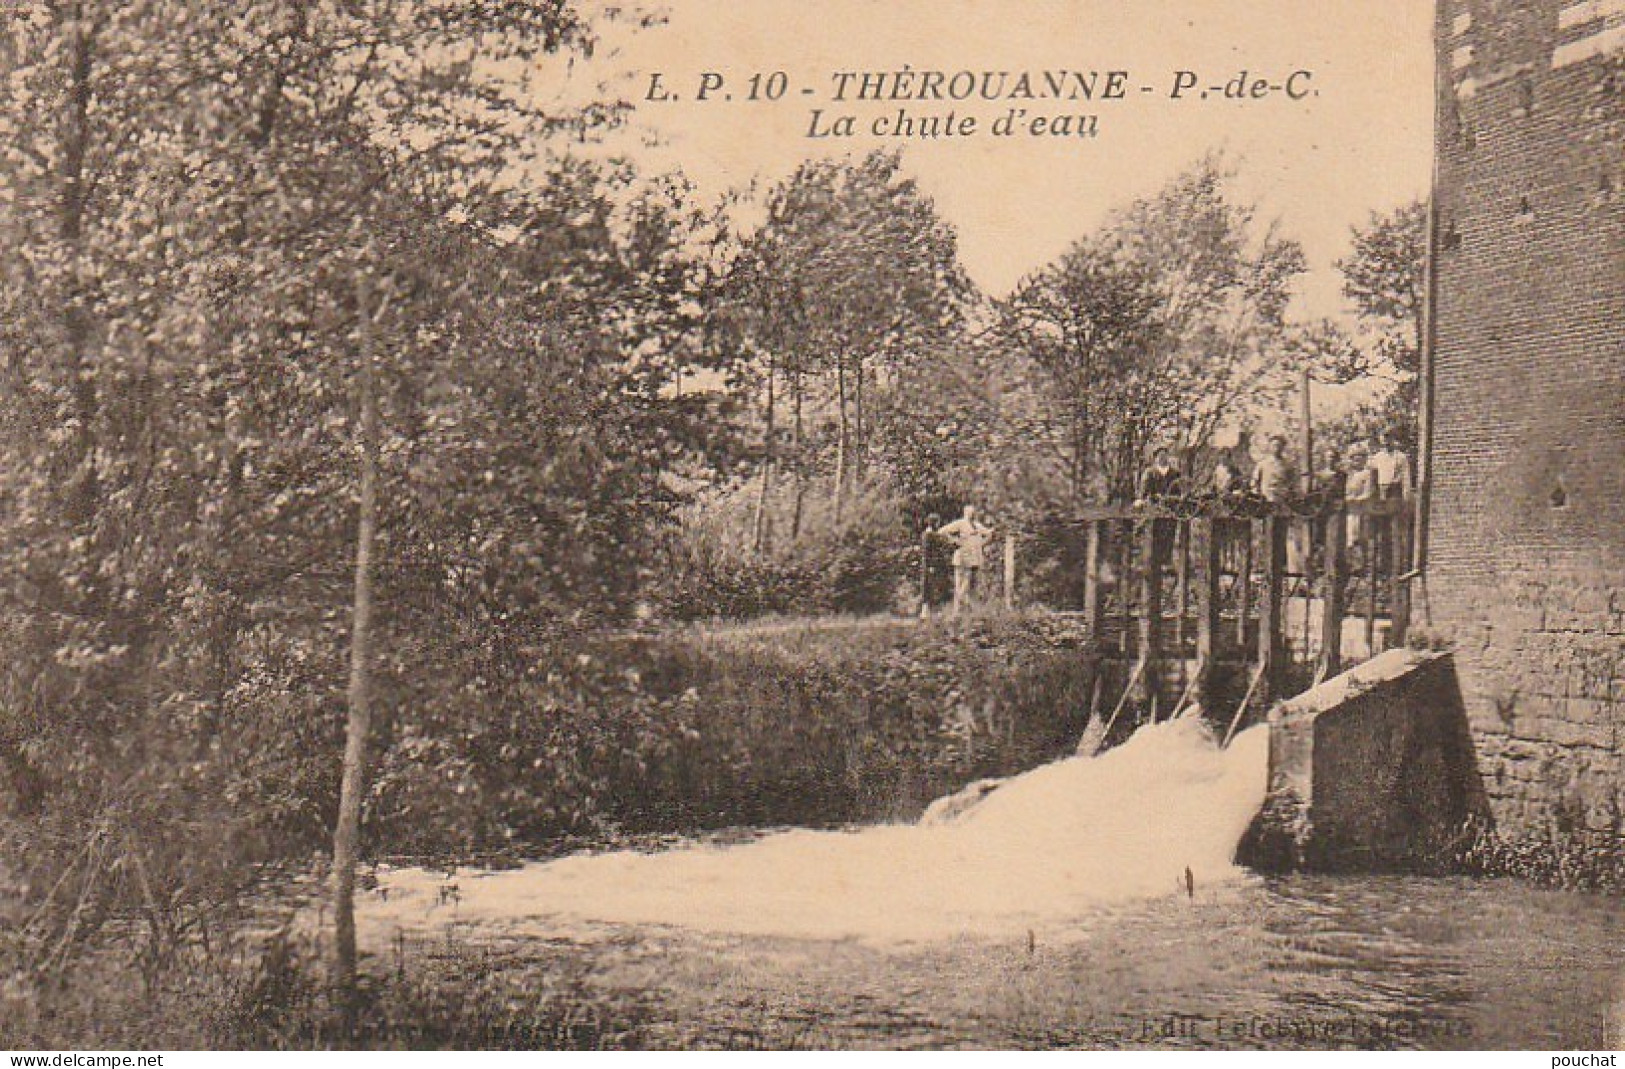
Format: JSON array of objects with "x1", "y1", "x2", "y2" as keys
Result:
[{"x1": 1067, "y1": 498, "x2": 1415, "y2": 740}]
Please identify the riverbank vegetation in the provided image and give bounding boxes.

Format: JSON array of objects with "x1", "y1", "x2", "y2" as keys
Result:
[
  {"x1": 1456, "y1": 818, "x2": 1625, "y2": 893},
  {"x1": 0, "y1": 611, "x2": 1096, "y2": 1046},
  {"x1": 0, "y1": 0, "x2": 1476, "y2": 1050}
]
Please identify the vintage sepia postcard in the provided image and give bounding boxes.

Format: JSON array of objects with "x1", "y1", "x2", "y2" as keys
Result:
[{"x1": 0, "y1": 0, "x2": 1621, "y2": 1056}]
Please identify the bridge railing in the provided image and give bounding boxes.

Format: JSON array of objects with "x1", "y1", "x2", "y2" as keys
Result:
[{"x1": 1061, "y1": 497, "x2": 1414, "y2": 728}]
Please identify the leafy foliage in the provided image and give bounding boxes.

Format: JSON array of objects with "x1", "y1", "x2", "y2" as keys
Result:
[
  {"x1": 1322, "y1": 200, "x2": 1428, "y2": 453},
  {"x1": 657, "y1": 475, "x2": 916, "y2": 621},
  {"x1": 202, "y1": 614, "x2": 1095, "y2": 861},
  {"x1": 1456, "y1": 816, "x2": 1625, "y2": 892},
  {"x1": 714, "y1": 149, "x2": 973, "y2": 550},
  {"x1": 0, "y1": 0, "x2": 721, "y2": 995},
  {"x1": 990, "y1": 156, "x2": 1307, "y2": 505}
]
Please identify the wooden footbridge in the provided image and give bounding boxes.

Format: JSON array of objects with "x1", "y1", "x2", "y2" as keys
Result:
[{"x1": 1062, "y1": 498, "x2": 1415, "y2": 741}]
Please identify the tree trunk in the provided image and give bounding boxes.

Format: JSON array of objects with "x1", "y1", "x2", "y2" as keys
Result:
[
  {"x1": 853, "y1": 353, "x2": 866, "y2": 484},
  {"x1": 1299, "y1": 367, "x2": 1314, "y2": 496},
  {"x1": 834, "y1": 353, "x2": 848, "y2": 523},
  {"x1": 791, "y1": 369, "x2": 805, "y2": 540},
  {"x1": 752, "y1": 361, "x2": 775, "y2": 554},
  {"x1": 6, "y1": 12, "x2": 98, "y2": 812},
  {"x1": 1071, "y1": 404, "x2": 1086, "y2": 502},
  {"x1": 332, "y1": 269, "x2": 380, "y2": 1010},
  {"x1": 61, "y1": 17, "x2": 97, "y2": 532}
]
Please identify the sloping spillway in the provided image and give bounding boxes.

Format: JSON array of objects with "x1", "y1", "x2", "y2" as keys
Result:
[{"x1": 368, "y1": 718, "x2": 1270, "y2": 944}]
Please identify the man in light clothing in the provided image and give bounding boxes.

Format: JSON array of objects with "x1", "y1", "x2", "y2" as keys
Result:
[
  {"x1": 1369, "y1": 435, "x2": 1411, "y2": 575},
  {"x1": 1371, "y1": 435, "x2": 1412, "y2": 500},
  {"x1": 937, "y1": 505, "x2": 995, "y2": 615},
  {"x1": 1253, "y1": 434, "x2": 1304, "y2": 578},
  {"x1": 1344, "y1": 442, "x2": 1376, "y2": 555}
]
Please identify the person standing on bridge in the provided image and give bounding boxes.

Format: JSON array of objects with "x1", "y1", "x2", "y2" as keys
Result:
[
  {"x1": 937, "y1": 504, "x2": 995, "y2": 615},
  {"x1": 1371, "y1": 433, "x2": 1411, "y2": 502},
  {"x1": 1344, "y1": 441, "x2": 1376, "y2": 559},
  {"x1": 1369, "y1": 433, "x2": 1411, "y2": 576},
  {"x1": 1137, "y1": 447, "x2": 1184, "y2": 505},
  {"x1": 1251, "y1": 434, "x2": 1296, "y2": 505}
]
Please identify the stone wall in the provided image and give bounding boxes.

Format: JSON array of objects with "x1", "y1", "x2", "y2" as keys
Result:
[
  {"x1": 1428, "y1": 572, "x2": 1625, "y2": 836},
  {"x1": 1242, "y1": 650, "x2": 1485, "y2": 871},
  {"x1": 1428, "y1": 0, "x2": 1625, "y2": 839}
]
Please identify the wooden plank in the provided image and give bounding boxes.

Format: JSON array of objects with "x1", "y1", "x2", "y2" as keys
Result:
[
  {"x1": 1195, "y1": 518, "x2": 1222, "y2": 712},
  {"x1": 1299, "y1": 518, "x2": 1314, "y2": 655},
  {"x1": 1237, "y1": 519, "x2": 1254, "y2": 647},
  {"x1": 1090, "y1": 658, "x2": 1145, "y2": 755},
  {"x1": 1320, "y1": 508, "x2": 1348, "y2": 678},
  {"x1": 1118, "y1": 520, "x2": 1134, "y2": 656},
  {"x1": 919, "y1": 522, "x2": 935, "y2": 616},
  {"x1": 1364, "y1": 511, "x2": 1378, "y2": 656},
  {"x1": 1136, "y1": 518, "x2": 1166, "y2": 711},
  {"x1": 1222, "y1": 660, "x2": 1269, "y2": 748},
  {"x1": 1003, "y1": 534, "x2": 1016, "y2": 610},
  {"x1": 1174, "y1": 521, "x2": 1191, "y2": 655}
]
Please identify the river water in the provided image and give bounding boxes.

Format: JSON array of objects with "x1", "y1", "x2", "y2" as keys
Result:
[{"x1": 362, "y1": 719, "x2": 1625, "y2": 1050}]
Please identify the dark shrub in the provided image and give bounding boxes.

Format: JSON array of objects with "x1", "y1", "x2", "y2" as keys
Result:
[{"x1": 366, "y1": 614, "x2": 1098, "y2": 857}]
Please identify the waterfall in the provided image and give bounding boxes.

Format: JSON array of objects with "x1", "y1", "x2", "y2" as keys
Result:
[{"x1": 368, "y1": 719, "x2": 1270, "y2": 944}]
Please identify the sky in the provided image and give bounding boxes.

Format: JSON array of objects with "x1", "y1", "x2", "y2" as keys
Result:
[{"x1": 554, "y1": 0, "x2": 1438, "y2": 320}]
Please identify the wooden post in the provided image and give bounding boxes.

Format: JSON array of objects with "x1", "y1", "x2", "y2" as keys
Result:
[
  {"x1": 1195, "y1": 518, "x2": 1222, "y2": 713},
  {"x1": 1082, "y1": 519, "x2": 1105, "y2": 639},
  {"x1": 1258, "y1": 515, "x2": 1288, "y2": 704},
  {"x1": 919, "y1": 519, "x2": 935, "y2": 617},
  {"x1": 1299, "y1": 518, "x2": 1314, "y2": 653},
  {"x1": 1364, "y1": 504, "x2": 1378, "y2": 657},
  {"x1": 1320, "y1": 507, "x2": 1348, "y2": 679},
  {"x1": 1300, "y1": 367, "x2": 1314, "y2": 497},
  {"x1": 1390, "y1": 504, "x2": 1413, "y2": 647},
  {"x1": 1136, "y1": 519, "x2": 1166, "y2": 713},
  {"x1": 1237, "y1": 519, "x2": 1254, "y2": 647},
  {"x1": 1117, "y1": 520, "x2": 1134, "y2": 656},
  {"x1": 1174, "y1": 521, "x2": 1191, "y2": 656},
  {"x1": 1003, "y1": 533, "x2": 1016, "y2": 611}
]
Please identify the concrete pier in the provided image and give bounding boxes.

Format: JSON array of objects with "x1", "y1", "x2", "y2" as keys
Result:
[{"x1": 1240, "y1": 648, "x2": 1488, "y2": 872}]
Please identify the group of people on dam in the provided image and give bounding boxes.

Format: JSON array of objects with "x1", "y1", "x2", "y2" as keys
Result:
[{"x1": 930, "y1": 430, "x2": 1414, "y2": 615}]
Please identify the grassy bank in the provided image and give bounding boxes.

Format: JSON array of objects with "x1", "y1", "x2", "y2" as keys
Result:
[
  {"x1": 608, "y1": 612, "x2": 1098, "y2": 828},
  {"x1": 2, "y1": 612, "x2": 1098, "y2": 1048},
  {"x1": 0, "y1": 918, "x2": 649, "y2": 1050},
  {"x1": 367, "y1": 612, "x2": 1099, "y2": 859}
]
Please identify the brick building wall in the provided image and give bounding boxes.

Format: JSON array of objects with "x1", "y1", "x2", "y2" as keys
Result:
[{"x1": 1429, "y1": 0, "x2": 1625, "y2": 837}]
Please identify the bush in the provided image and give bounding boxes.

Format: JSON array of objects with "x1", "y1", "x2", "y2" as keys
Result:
[
  {"x1": 0, "y1": 601, "x2": 1095, "y2": 1045},
  {"x1": 655, "y1": 476, "x2": 918, "y2": 622},
  {"x1": 365, "y1": 614, "x2": 1098, "y2": 857},
  {"x1": 0, "y1": 918, "x2": 655, "y2": 1050},
  {"x1": 1455, "y1": 815, "x2": 1625, "y2": 892}
]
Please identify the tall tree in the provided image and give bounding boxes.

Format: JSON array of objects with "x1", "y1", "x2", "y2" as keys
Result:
[
  {"x1": 333, "y1": 262, "x2": 385, "y2": 1000},
  {"x1": 1335, "y1": 200, "x2": 1427, "y2": 449},
  {"x1": 994, "y1": 156, "x2": 1306, "y2": 502},
  {"x1": 0, "y1": 0, "x2": 715, "y2": 1008},
  {"x1": 724, "y1": 151, "x2": 970, "y2": 529},
  {"x1": 997, "y1": 247, "x2": 1163, "y2": 501}
]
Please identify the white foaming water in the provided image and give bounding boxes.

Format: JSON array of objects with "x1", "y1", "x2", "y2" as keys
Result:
[{"x1": 366, "y1": 718, "x2": 1270, "y2": 944}]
